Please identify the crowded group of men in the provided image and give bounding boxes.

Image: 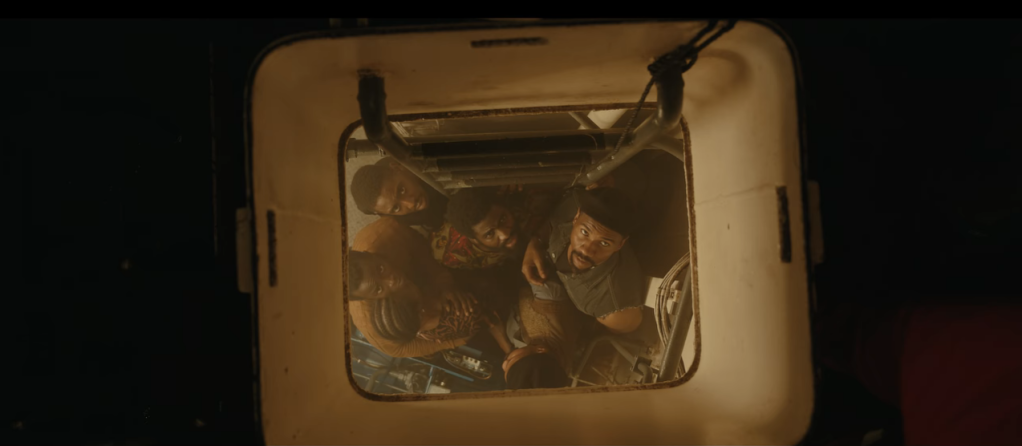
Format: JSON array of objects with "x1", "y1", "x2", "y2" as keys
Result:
[{"x1": 346, "y1": 156, "x2": 653, "y2": 390}]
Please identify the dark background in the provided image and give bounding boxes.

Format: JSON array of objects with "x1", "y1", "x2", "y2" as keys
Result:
[{"x1": 3, "y1": 19, "x2": 1020, "y2": 445}]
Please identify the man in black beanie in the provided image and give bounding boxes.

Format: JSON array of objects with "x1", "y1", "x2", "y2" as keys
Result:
[
  {"x1": 504, "y1": 349, "x2": 569, "y2": 390},
  {"x1": 520, "y1": 186, "x2": 645, "y2": 334}
]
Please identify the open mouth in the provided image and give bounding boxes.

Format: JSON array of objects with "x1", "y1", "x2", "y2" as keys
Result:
[{"x1": 570, "y1": 251, "x2": 593, "y2": 270}]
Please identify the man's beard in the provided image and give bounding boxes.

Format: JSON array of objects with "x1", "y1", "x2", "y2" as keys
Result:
[{"x1": 569, "y1": 250, "x2": 595, "y2": 273}]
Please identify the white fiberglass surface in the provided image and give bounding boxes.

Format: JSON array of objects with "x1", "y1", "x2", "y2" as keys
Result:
[{"x1": 250, "y1": 19, "x2": 812, "y2": 445}]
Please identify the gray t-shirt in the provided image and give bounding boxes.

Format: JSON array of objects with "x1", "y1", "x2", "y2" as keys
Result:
[{"x1": 542, "y1": 192, "x2": 644, "y2": 318}]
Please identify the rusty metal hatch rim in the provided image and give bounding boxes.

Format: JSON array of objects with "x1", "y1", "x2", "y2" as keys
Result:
[{"x1": 243, "y1": 17, "x2": 812, "y2": 411}]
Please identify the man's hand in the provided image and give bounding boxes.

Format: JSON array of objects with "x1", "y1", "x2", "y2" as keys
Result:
[
  {"x1": 502, "y1": 348, "x2": 523, "y2": 375},
  {"x1": 441, "y1": 290, "x2": 477, "y2": 317},
  {"x1": 521, "y1": 237, "x2": 549, "y2": 286}
]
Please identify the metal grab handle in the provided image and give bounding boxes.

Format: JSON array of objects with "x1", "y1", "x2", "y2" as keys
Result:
[
  {"x1": 579, "y1": 63, "x2": 686, "y2": 186},
  {"x1": 356, "y1": 73, "x2": 450, "y2": 196},
  {"x1": 658, "y1": 267, "x2": 693, "y2": 381}
]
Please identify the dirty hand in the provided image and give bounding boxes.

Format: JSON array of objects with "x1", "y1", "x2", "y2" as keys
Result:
[
  {"x1": 521, "y1": 237, "x2": 549, "y2": 286},
  {"x1": 442, "y1": 290, "x2": 477, "y2": 316}
]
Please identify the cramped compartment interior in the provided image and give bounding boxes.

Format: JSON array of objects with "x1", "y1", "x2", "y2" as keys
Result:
[
  {"x1": 342, "y1": 104, "x2": 695, "y2": 393},
  {"x1": 250, "y1": 19, "x2": 813, "y2": 445}
]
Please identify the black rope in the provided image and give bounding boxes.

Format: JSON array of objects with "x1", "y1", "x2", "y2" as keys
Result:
[{"x1": 608, "y1": 19, "x2": 738, "y2": 158}]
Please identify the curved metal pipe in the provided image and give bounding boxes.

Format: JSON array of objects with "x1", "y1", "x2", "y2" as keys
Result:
[
  {"x1": 654, "y1": 63, "x2": 685, "y2": 129},
  {"x1": 580, "y1": 65, "x2": 686, "y2": 186},
  {"x1": 356, "y1": 73, "x2": 449, "y2": 196},
  {"x1": 356, "y1": 74, "x2": 392, "y2": 144},
  {"x1": 658, "y1": 266, "x2": 693, "y2": 381},
  {"x1": 649, "y1": 134, "x2": 686, "y2": 159},
  {"x1": 581, "y1": 115, "x2": 656, "y2": 184}
]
